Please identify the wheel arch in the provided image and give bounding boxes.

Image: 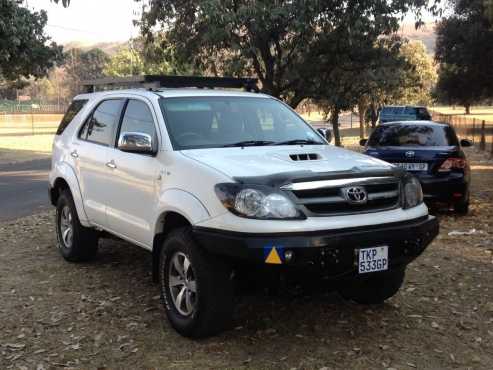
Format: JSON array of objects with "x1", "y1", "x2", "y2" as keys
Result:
[
  {"x1": 152, "y1": 211, "x2": 192, "y2": 283},
  {"x1": 50, "y1": 163, "x2": 89, "y2": 225}
]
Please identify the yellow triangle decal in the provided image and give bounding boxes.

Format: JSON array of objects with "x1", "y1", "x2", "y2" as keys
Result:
[{"x1": 265, "y1": 248, "x2": 282, "y2": 264}]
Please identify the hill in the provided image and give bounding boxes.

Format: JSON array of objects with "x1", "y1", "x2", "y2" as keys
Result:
[{"x1": 398, "y1": 22, "x2": 437, "y2": 55}]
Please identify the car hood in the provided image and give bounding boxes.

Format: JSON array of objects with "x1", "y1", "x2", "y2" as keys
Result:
[{"x1": 181, "y1": 145, "x2": 392, "y2": 178}]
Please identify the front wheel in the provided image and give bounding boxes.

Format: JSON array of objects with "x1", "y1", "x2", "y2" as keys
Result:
[
  {"x1": 159, "y1": 228, "x2": 233, "y2": 338},
  {"x1": 338, "y1": 269, "x2": 405, "y2": 304}
]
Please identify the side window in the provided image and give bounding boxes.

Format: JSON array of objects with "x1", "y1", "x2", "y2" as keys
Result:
[
  {"x1": 85, "y1": 99, "x2": 124, "y2": 146},
  {"x1": 119, "y1": 100, "x2": 157, "y2": 142},
  {"x1": 57, "y1": 99, "x2": 88, "y2": 135}
]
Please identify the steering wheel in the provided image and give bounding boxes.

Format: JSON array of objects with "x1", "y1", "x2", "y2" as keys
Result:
[{"x1": 176, "y1": 132, "x2": 202, "y2": 144}]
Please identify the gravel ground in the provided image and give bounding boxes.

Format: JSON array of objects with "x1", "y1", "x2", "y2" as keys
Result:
[{"x1": 1, "y1": 149, "x2": 492, "y2": 370}]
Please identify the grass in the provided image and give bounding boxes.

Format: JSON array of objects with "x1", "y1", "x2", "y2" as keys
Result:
[
  {"x1": 0, "y1": 114, "x2": 60, "y2": 164},
  {"x1": 431, "y1": 106, "x2": 493, "y2": 123}
]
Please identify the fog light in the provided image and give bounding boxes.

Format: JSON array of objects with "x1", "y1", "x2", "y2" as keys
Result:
[{"x1": 284, "y1": 250, "x2": 294, "y2": 263}]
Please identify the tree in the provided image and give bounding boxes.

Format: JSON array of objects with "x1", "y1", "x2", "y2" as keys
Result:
[
  {"x1": 103, "y1": 39, "x2": 193, "y2": 77},
  {"x1": 398, "y1": 41, "x2": 437, "y2": 105},
  {"x1": 0, "y1": 0, "x2": 63, "y2": 88},
  {"x1": 435, "y1": 0, "x2": 493, "y2": 113},
  {"x1": 139, "y1": 0, "x2": 439, "y2": 110},
  {"x1": 63, "y1": 48, "x2": 110, "y2": 96}
]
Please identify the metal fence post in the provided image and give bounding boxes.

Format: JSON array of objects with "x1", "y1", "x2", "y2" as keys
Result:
[
  {"x1": 472, "y1": 119, "x2": 476, "y2": 144},
  {"x1": 480, "y1": 120, "x2": 486, "y2": 151}
]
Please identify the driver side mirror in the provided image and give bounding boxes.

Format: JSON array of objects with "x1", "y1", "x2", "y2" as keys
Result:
[
  {"x1": 118, "y1": 132, "x2": 156, "y2": 155},
  {"x1": 317, "y1": 128, "x2": 332, "y2": 143},
  {"x1": 460, "y1": 139, "x2": 472, "y2": 147},
  {"x1": 359, "y1": 138, "x2": 368, "y2": 146}
]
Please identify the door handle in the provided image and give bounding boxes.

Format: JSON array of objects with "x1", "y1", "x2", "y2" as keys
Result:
[
  {"x1": 106, "y1": 160, "x2": 117, "y2": 169},
  {"x1": 70, "y1": 150, "x2": 79, "y2": 158}
]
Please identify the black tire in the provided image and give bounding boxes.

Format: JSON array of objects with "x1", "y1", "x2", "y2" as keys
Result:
[
  {"x1": 454, "y1": 198, "x2": 469, "y2": 214},
  {"x1": 56, "y1": 190, "x2": 99, "y2": 262},
  {"x1": 339, "y1": 269, "x2": 405, "y2": 304},
  {"x1": 159, "y1": 228, "x2": 233, "y2": 338}
]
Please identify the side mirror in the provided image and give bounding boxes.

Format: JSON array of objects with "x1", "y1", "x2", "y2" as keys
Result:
[
  {"x1": 359, "y1": 138, "x2": 368, "y2": 146},
  {"x1": 317, "y1": 128, "x2": 332, "y2": 143},
  {"x1": 460, "y1": 139, "x2": 473, "y2": 147},
  {"x1": 118, "y1": 132, "x2": 155, "y2": 154}
]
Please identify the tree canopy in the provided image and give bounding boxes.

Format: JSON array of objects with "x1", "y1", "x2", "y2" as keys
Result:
[
  {"x1": 139, "y1": 0, "x2": 440, "y2": 110},
  {"x1": 0, "y1": 0, "x2": 63, "y2": 84},
  {"x1": 435, "y1": 0, "x2": 493, "y2": 113}
]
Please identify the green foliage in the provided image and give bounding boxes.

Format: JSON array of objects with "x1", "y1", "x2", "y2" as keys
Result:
[
  {"x1": 0, "y1": 0, "x2": 63, "y2": 82},
  {"x1": 398, "y1": 41, "x2": 437, "y2": 105},
  {"x1": 139, "y1": 0, "x2": 439, "y2": 110},
  {"x1": 63, "y1": 48, "x2": 110, "y2": 96},
  {"x1": 104, "y1": 38, "x2": 195, "y2": 77},
  {"x1": 435, "y1": 0, "x2": 493, "y2": 111}
]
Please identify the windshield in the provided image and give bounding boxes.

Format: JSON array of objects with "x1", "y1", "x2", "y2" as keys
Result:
[
  {"x1": 368, "y1": 124, "x2": 459, "y2": 147},
  {"x1": 159, "y1": 96, "x2": 325, "y2": 150}
]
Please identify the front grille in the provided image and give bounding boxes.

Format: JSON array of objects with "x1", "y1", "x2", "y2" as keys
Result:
[{"x1": 286, "y1": 177, "x2": 401, "y2": 216}]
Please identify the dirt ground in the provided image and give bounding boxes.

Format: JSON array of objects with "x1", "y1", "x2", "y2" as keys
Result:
[{"x1": 1, "y1": 149, "x2": 492, "y2": 370}]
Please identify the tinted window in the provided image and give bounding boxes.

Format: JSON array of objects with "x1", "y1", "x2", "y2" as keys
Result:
[
  {"x1": 86, "y1": 99, "x2": 124, "y2": 146},
  {"x1": 119, "y1": 100, "x2": 157, "y2": 141},
  {"x1": 368, "y1": 124, "x2": 459, "y2": 147},
  {"x1": 57, "y1": 99, "x2": 88, "y2": 135},
  {"x1": 159, "y1": 97, "x2": 323, "y2": 150}
]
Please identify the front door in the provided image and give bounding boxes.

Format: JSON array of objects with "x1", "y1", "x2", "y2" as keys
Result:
[{"x1": 105, "y1": 98, "x2": 161, "y2": 247}]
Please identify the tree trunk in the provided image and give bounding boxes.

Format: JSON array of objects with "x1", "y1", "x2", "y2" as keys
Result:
[
  {"x1": 331, "y1": 107, "x2": 342, "y2": 147},
  {"x1": 357, "y1": 100, "x2": 366, "y2": 139},
  {"x1": 465, "y1": 104, "x2": 471, "y2": 115},
  {"x1": 370, "y1": 103, "x2": 378, "y2": 129}
]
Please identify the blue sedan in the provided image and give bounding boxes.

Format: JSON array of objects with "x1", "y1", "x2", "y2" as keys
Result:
[{"x1": 361, "y1": 121, "x2": 472, "y2": 214}]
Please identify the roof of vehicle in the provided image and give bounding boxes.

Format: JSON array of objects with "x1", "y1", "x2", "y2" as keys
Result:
[
  {"x1": 379, "y1": 120, "x2": 449, "y2": 127},
  {"x1": 381, "y1": 105, "x2": 428, "y2": 109},
  {"x1": 75, "y1": 88, "x2": 271, "y2": 101}
]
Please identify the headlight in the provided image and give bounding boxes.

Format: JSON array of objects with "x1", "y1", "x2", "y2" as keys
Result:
[
  {"x1": 215, "y1": 183, "x2": 305, "y2": 220},
  {"x1": 402, "y1": 176, "x2": 423, "y2": 209}
]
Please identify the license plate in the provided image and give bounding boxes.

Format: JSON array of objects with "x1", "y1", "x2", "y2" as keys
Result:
[
  {"x1": 358, "y1": 246, "x2": 389, "y2": 274},
  {"x1": 394, "y1": 162, "x2": 428, "y2": 171}
]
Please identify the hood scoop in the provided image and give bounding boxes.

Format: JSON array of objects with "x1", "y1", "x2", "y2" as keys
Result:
[{"x1": 289, "y1": 153, "x2": 321, "y2": 161}]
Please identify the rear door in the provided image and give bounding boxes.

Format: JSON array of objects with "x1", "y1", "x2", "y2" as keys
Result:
[
  {"x1": 104, "y1": 98, "x2": 161, "y2": 247},
  {"x1": 73, "y1": 98, "x2": 125, "y2": 227}
]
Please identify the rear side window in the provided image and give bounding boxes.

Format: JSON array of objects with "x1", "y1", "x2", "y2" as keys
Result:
[
  {"x1": 56, "y1": 99, "x2": 88, "y2": 135},
  {"x1": 368, "y1": 124, "x2": 459, "y2": 147},
  {"x1": 82, "y1": 99, "x2": 124, "y2": 146}
]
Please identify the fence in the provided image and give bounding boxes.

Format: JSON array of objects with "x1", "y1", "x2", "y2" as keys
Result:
[
  {"x1": 431, "y1": 110, "x2": 493, "y2": 156},
  {"x1": 0, "y1": 102, "x2": 67, "y2": 115}
]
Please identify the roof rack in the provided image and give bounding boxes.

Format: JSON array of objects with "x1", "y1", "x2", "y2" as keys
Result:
[{"x1": 81, "y1": 75, "x2": 259, "y2": 93}]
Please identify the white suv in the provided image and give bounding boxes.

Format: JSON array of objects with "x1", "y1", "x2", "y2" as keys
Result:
[{"x1": 49, "y1": 77, "x2": 438, "y2": 338}]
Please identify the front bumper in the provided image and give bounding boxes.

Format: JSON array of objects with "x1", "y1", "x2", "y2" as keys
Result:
[{"x1": 193, "y1": 215, "x2": 439, "y2": 278}]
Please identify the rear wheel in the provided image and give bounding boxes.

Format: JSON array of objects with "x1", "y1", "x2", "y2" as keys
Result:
[
  {"x1": 56, "y1": 190, "x2": 99, "y2": 262},
  {"x1": 454, "y1": 192, "x2": 470, "y2": 214},
  {"x1": 159, "y1": 228, "x2": 233, "y2": 338},
  {"x1": 338, "y1": 269, "x2": 405, "y2": 304}
]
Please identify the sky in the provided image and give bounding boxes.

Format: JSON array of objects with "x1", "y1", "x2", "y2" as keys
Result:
[
  {"x1": 29, "y1": 0, "x2": 142, "y2": 44},
  {"x1": 29, "y1": 0, "x2": 438, "y2": 46}
]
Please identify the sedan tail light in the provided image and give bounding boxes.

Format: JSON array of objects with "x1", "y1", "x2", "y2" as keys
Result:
[{"x1": 438, "y1": 158, "x2": 467, "y2": 172}]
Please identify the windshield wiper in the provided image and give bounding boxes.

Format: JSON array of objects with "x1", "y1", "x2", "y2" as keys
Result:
[
  {"x1": 222, "y1": 140, "x2": 275, "y2": 147},
  {"x1": 274, "y1": 139, "x2": 323, "y2": 146}
]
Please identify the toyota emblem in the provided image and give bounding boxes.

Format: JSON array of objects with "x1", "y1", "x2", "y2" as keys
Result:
[
  {"x1": 342, "y1": 186, "x2": 368, "y2": 204},
  {"x1": 405, "y1": 151, "x2": 415, "y2": 158}
]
